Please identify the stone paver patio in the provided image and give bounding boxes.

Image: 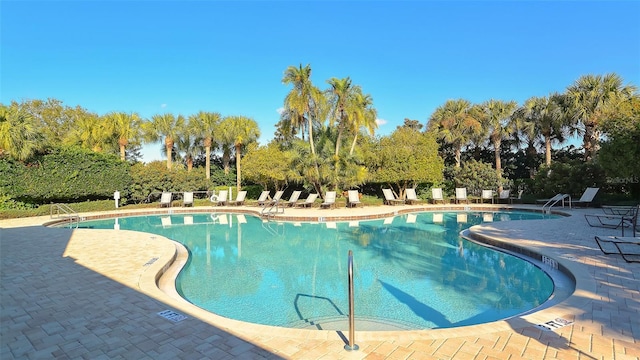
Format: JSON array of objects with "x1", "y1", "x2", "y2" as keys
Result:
[{"x1": 1, "y1": 203, "x2": 638, "y2": 359}]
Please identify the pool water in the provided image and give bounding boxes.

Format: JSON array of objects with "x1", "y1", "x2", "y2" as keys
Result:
[{"x1": 76, "y1": 211, "x2": 556, "y2": 330}]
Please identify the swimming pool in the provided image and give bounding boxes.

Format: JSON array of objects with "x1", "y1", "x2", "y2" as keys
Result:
[{"x1": 76, "y1": 210, "x2": 561, "y2": 330}]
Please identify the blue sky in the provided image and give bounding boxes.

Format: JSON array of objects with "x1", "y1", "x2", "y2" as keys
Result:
[{"x1": 2, "y1": 1, "x2": 639, "y2": 162}]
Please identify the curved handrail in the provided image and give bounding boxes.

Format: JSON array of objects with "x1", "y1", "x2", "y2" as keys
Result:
[{"x1": 50, "y1": 203, "x2": 79, "y2": 227}]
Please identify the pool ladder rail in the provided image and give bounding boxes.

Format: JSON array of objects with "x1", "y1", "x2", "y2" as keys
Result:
[
  {"x1": 50, "y1": 203, "x2": 80, "y2": 227},
  {"x1": 261, "y1": 199, "x2": 284, "y2": 219},
  {"x1": 542, "y1": 194, "x2": 571, "y2": 214}
]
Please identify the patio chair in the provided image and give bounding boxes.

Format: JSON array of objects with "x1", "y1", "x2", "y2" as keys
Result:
[
  {"x1": 601, "y1": 205, "x2": 637, "y2": 216},
  {"x1": 321, "y1": 191, "x2": 336, "y2": 209},
  {"x1": 283, "y1": 190, "x2": 302, "y2": 207},
  {"x1": 346, "y1": 190, "x2": 362, "y2": 208},
  {"x1": 227, "y1": 190, "x2": 247, "y2": 206},
  {"x1": 431, "y1": 188, "x2": 445, "y2": 204},
  {"x1": 382, "y1": 188, "x2": 405, "y2": 205},
  {"x1": 215, "y1": 190, "x2": 228, "y2": 206},
  {"x1": 572, "y1": 187, "x2": 599, "y2": 207},
  {"x1": 160, "y1": 192, "x2": 172, "y2": 207},
  {"x1": 297, "y1": 193, "x2": 318, "y2": 207},
  {"x1": 455, "y1": 188, "x2": 469, "y2": 204},
  {"x1": 256, "y1": 190, "x2": 270, "y2": 206},
  {"x1": 509, "y1": 190, "x2": 524, "y2": 204},
  {"x1": 585, "y1": 205, "x2": 639, "y2": 237},
  {"x1": 497, "y1": 189, "x2": 511, "y2": 203},
  {"x1": 182, "y1": 192, "x2": 194, "y2": 207},
  {"x1": 479, "y1": 190, "x2": 494, "y2": 204},
  {"x1": 406, "y1": 188, "x2": 422, "y2": 205},
  {"x1": 594, "y1": 235, "x2": 640, "y2": 263},
  {"x1": 269, "y1": 190, "x2": 284, "y2": 205}
]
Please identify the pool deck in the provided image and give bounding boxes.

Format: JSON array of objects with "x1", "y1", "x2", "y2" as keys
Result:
[{"x1": 1, "y1": 203, "x2": 639, "y2": 359}]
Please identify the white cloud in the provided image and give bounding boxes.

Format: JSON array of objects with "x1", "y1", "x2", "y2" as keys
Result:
[
  {"x1": 376, "y1": 118, "x2": 387, "y2": 126},
  {"x1": 160, "y1": 104, "x2": 167, "y2": 108}
]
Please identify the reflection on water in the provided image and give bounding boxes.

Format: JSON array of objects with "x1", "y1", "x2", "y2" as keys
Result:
[{"x1": 76, "y1": 211, "x2": 556, "y2": 330}]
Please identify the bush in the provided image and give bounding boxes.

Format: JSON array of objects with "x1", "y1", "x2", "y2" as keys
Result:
[
  {"x1": 532, "y1": 160, "x2": 606, "y2": 199},
  {"x1": 1, "y1": 147, "x2": 132, "y2": 205},
  {"x1": 128, "y1": 161, "x2": 236, "y2": 204},
  {"x1": 444, "y1": 160, "x2": 501, "y2": 197}
]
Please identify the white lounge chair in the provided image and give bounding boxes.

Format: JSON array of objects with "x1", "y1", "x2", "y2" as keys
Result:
[
  {"x1": 497, "y1": 190, "x2": 510, "y2": 203},
  {"x1": 347, "y1": 190, "x2": 362, "y2": 208},
  {"x1": 321, "y1": 191, "x2": 336, "y2": 209},
  {"x1": 228, "y1": 190, "x2": 247, "y2": 206},
  {"x1": 256, "y1": 190, "x2": 270, "y2": 206},
  {"x1": 284, "y1": 190, "x2": 302, "y2": 207},
  {"x1": 479, "y1": 190, "x2": 494, "y2": 204},
  {"x1": 455, "y1": 188, "x2": 469, "y2": 204},
  {"x1": 297, "y1": 193, "x2": 318, "y2": 208},
  {"x1": 382, "y1": 188, "x2": 404, "y2": 205},
  {"x1": 573, "y1": 187, "x2": 599, "y2": 207},
  {"x1": 216, "y1": 190, "x2": 228, "y2": 206},
  {"x1": 183, "y1": 192, "x2": 194, "y2": 207},
  {"x1": 405, "y1": 188, "x2": 422, "y2": 205},
  {"x1": 431, "y1": 188, "x2": 445, "y2": 204},
  {"x1": 160, "y1": 192, "x2": 172, "y2": 207},
  {"x1": 269, "y1": 190, "x2": 284, "y2": 205}
]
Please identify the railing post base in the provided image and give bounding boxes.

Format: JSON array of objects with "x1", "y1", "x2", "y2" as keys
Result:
[{"x1": 344, "y1": 344, "x2": 360, "y2": 351}]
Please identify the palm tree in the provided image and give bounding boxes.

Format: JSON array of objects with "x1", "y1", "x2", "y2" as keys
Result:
[
  {"x1": 478, "y1": 99, "x2": 518, "y2": 192},
  {"x1": 326, "y1": 77, "x2": 355, "y2": 156},
  {"x1": 64, "y1": 112, "x2": 109, "y2": 152},
  {"x1": 348, "y1": 90, "x2": 377, "y2": 156},
  {"x1": 175, "y1": 123, "x2": 201, "y2": 172},
  {"x1": 146, "y1": 113, "x2": 185, "y2": 169},
  {"x1": 0, "y1": 103, "x2": 43, "y2": 161},
  {"x1": 566, "y1": 73, "x2": 637, "y2": 161},
  {"x1": 282, "y1": 64, "x2": 324, "y2": 155},
  {"x1": 516, "y1": 94, "x2": 567, "y2": 166},
  {"x1": 106, "y1": 111, "x2": 142, "y2": 161},
  {"x1": 427, "y1": 99, "x2": 481, "y2": 168},
  {"x1": 220, "y1": 116, "x2": 260, "y2": 192},
  {"x1": 188, "y1": 111, "x2": 221, "y2": 178}
]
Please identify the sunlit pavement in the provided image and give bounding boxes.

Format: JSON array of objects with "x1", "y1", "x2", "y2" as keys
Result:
[{"x1": 1, "y1": 203, "x2": 638, "y2": 359}]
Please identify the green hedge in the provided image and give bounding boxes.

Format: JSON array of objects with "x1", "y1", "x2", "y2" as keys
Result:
[{"x1": 1, "y1": 147, "x2": 132, "y2": 205}]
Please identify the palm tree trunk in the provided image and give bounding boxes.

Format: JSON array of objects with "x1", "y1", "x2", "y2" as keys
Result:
[
  {"x1": 494, "y1": 141, "x2": 503, "y2": 193},
  {"x1": 205, "y1": 138, "x2": 212, "y2": 179},
  {"x1": 165, "y1": 137, "x2": 173, "y2": 170},
  {"x1": 349, "y1": 133, "x2": 358, "y2": 156},
  {"x1": 545, "y1": 136, "x2": 552, "y2": 166},
  {"x1": 455, "y1": 147, "x2": 462, "y2": 168},
  {"x1": 119, "y1": 145, "x2": 126, "y2": 161},
  {"x1": 235, "y1": 144, "x2": 242, "y2": 192}
]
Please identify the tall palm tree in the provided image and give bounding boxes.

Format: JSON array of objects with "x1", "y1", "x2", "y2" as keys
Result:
[
  {"x1": 220, "y1": 116, "x2": 260, "y2": 192},
  {"x1": 326, "y1": 77, "x2": 355, "y2": 156},
  {"x1": 478, "y1": 99, "x2": 518, "y2": 192},
  {"x1": 175, "y1": 123, "x2": 201, "y2": 172},
  {"x1": 516, "y1": 94, "x2": 567, "y2": 166},
  {"x1": 106, "y1": 111, "x2": 142, "y2": 161},
  {"x1": 566, "y1": 73, "x2": 637, "y2": 161},
  {"x1": 0, "y1": 103, "x2": 43, "y2": 161},
  {"x1": 282, "y1": 64, "x2": 324, "y2": 155},
  {"x1": 188, "y1": 111, "x2": 221, "y2": 179},
  {"x1": 348, "y1": 90, "x2": 377, "y2": 156},
  {"x1": 427, "y1": 99, "x2": 481, "y2": 168},
  {"x1": 146, "y1": 113, "x2": 185, "y2": 169}
]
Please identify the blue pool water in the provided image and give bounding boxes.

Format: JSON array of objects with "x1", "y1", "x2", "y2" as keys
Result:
[{"x1": 76, "y1": 211, "x2": 557, "y2": 330}]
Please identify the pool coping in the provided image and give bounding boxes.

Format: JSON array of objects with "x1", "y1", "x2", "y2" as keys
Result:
[{"x1": 44, "y1": 204, "x2": 593, "y2": 342}]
